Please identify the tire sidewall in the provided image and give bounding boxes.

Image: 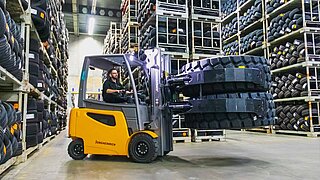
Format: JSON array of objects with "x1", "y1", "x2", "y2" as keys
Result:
[{"x1": 129, "y1": 134, "x2": 156, "y2": 163}]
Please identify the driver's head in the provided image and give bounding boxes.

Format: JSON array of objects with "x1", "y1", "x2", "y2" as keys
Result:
[{"x1": 108, "y1": 68, "x2": 118, "y2": 80}]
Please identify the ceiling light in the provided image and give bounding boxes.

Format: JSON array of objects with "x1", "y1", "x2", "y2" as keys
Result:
[
  {"x1": 88, "y1": 17, "x2": 95, "y2": 35},
  {"x1": 99, "y1": 9, "x2": 105, "y2": 16}
]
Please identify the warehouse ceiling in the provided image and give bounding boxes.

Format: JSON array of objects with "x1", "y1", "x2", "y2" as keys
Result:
[{"x1": 62, "y1": 0, "x2": 121, "y2": 36}]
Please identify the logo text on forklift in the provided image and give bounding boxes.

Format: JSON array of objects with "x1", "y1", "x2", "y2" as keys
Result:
[{"x1": 95, "y1": 140, "x2": 116, "y2": 146}]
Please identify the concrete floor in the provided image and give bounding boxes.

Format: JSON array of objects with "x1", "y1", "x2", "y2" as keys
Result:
[{"x1": 1, "y1": 131, "x2": 319, "y2": 180}]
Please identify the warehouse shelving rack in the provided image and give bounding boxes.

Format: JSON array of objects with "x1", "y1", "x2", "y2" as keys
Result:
[
  {"x1": 0, "y1": 0, "x2": 30, "y2": 171},
  {"x1": 221, "y1": 0, "x2": 268, "y2": 57},
  {"x1": 189, "y1": 0, "x2": 221, "y2": 60},
  {"x1": 189, "y1": 0, "x2": 220, "y2": 20},
  {"x1": 266, "y1": 0, "x2": 320, "y2": 136},
  {"x1": 189, "y1": 19, "x2": 221, "y2": 60},
  {"x1": 0, "y1": 0, "x2": 69, "y2": 174},
  {"x1": 121, "y1": 0, "x2": 139, "y2": 53},
  {"x1": 220, "y1": 0, "x2": 320, "y2": 136},
  {"x1": 104, "y1": 22, "x2": 122, "y2": 54},
  {"x1": 138, "y1": 0, "x2": 189, "y2": 59}
]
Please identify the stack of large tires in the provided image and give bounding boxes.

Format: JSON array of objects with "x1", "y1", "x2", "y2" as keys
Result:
[
  {"x1": 49, "y1": 112, "x2": 59, "y2": 136},
  {"x1": 26, "y1": 97, "x2": 44, "y2": 148},
  {"x1": 221, "y1": 17, "x2": 237, "y2": 41},
  {"x1": 239, "y1": 0, "x2": 263, "y2": 31},
  {"x1": 0, "y1": 101, "x2": 23, "y2": 164},
  {"x1": 178, "y1": 56, "x2": 275, "y2": 129},
  {"x1": 240, "y1": 29, "x2": 264, "y2": 53},
  {"x1": 31, "y1": 0, "x2": 50, "y2": 42},
  {"x1": 221, "y1": 0, "x2": 236, "y2": 18},
  {"x1": 0, "y1": 3, "x2": 24, "y2": 81},
  {"x1": 270, "y1": 73, "x2": 310, "y2": 99},
  {"x1": 26, "y1": 97, "x2": 62, "y2": 148},
  {"x1": 273, "y1": 104, "x2": 315, "y2": 131},
  {"x1": 222, "y1": 41, "x2": 239, "y2": 55},
  {"x1": 268, "y1": 8, "x2": 303, "y2": 42}
]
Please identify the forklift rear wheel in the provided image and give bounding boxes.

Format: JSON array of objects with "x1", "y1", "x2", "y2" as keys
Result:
[
  {"x1": 129, "y1": 133, "x2": 158, "y2": 163},
  {"x1": 68, "y1": 139, "x2": 87, "y2": 160}
]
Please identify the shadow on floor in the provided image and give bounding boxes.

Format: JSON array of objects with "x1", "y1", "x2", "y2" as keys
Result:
[{"x1": 64, "y1": 154, "x2": 269, "y2": 169}]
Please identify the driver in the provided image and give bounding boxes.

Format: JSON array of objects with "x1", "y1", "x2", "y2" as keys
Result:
[{"x1": 102, "y1": 68, "x2": 129, "y2": 103}]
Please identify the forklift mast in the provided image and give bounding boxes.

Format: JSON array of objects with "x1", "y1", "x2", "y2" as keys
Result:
[{"x1": 143, "y1": 49, "x2": 173, "y2": 155}]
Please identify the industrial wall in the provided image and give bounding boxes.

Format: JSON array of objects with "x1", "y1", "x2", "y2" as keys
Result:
[{"x1": 67, "y1": 35, "x2": 104, "y2": 107}]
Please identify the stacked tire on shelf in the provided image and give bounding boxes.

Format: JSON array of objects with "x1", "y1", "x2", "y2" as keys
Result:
[
  {"x1": 0, "y1": 101, "x2": 23, "y2": 164},
  {"x1": 270, "y1": 73, "x2": 309, "y2": 99},
  {"x1": 267, "y1": 0, "x2": 320, "y2": 132},
  {"x1": 0, "y1": 3, "x2": 24, "y2": 81},
  {"x1": 221, "y1": 0, "x2": 236, "y2": 17},
  {"x1": 267, "y1": 8, "x2": 303, "y2": 42},
  {"x1": 240, "y1": 29, "x2": 264, "y2": 53},
  {"x1": 239, "y1": 0, "x2": 263, "y2": 31},
  {"x1": 269, "y1": 39, "x2": 320, "y2": 70},
  {"x1": 221, "y1": 16, "x2": 238, "y2": 56},
  {"x1": 179, "y1": 55, "x2": 275, "y2": 129},
  {"x1": 26, "y1": 97, "x2": 44, "y2": 148},
  {"x1": 26, "y1": 97, "x2": 60, "y2": 148},
  {"x1": 28, "y1": 0, "x2": 68, "y2": 129},
  {"x1": 273, "y1": 103, "x2": 315, "y2": 131}
]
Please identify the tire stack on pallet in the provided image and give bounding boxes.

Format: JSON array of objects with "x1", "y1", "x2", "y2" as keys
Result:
[
  {"x1": 178, "y1": 56, "x2": 275, "y2": 130},
  {"x1": 0, "y1": 3, "x2": 24, "y2": 81},
  {"x1": 266, "y1": 0, "x2": 320, "y2": 135},
  {"x1": 0, "y1": 101, "x2": 23, "y2": 164},
  {"x1": 26, "y1": 97, "x2": 44, "y2": 148}
]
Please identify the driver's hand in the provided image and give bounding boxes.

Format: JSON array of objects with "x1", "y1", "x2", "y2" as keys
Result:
[{"x1": 125, "y1": 90, "x2": 133, "y2": 94}]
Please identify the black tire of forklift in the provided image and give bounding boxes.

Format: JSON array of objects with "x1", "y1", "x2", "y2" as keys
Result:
[
  {"x1": 68, "y1": 139, "x2": 87, "y2": 160},
  {"x1": 129, "y1": 133, "x2": 158, "y2": 163}
]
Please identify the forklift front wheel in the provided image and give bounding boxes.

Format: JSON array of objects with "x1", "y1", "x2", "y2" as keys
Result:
[
  {"x1": 129, "y1": 133, "x2": 158, "y2": 163},
  {"x1": 68, "y1": 139, "x2": 87, "y2": 160}
]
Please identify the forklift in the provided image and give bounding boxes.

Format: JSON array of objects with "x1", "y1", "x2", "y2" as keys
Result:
[
  {"x1": 68, "y1": 49, "x2": 174, "y2": 163},
  {"x1": 68, "y1": 49, "x2": 273, "y2": 163}
]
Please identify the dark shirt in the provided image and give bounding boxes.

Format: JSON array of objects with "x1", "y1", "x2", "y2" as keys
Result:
[{"x1": 102, "y1": 79, "x2": 126, "y2": 103}]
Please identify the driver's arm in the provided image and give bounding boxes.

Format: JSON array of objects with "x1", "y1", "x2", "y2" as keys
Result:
[{"x1": 106, "y1": 89, "x2": 121, "y2": 94}]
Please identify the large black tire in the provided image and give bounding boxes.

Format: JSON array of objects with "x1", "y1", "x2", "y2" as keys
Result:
[
  {"x1": 26, "y1": 122, "x2": 40, "y2": 135},
  {"x1": 129, "y1": 133, "x2": 158, "y2": 163},
  {"x1": 2, "y1": 102, "x2": 14, "y2": 127},
  {"x1": 0, "y1": 103, "x2": 8, "y2": 128},
  {"x1": 13, "y1": 142, "x2": 22, "y2": 157},
  {"x1": 68, "y1": 139, "x2": 87, "y2": 160},
  {"x1": 0, "y1": 8, "x2": 6, "y2": 37},
  {"x1": 37, "y1": 132, "x2": 43, "y2": 144},
  {"x1": 26, "y1": 134, "x2": 38, "y2": 148},
  {"x1": 180, "y1": 56, "x2": 271, "y2": 97},
  {"x1": 27, "y1": 98, "x2": 37, "y2": 110},
  {"x1": 184, "y1": 92, "x2": 275, "y2": 129}
]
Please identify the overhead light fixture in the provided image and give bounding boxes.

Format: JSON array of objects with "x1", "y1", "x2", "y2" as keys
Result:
[{"x1": 88, "y1": 17, "x2": 95, "y2": 35}]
